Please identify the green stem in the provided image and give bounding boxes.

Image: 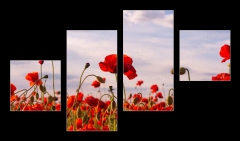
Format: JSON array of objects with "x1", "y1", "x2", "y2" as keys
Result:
[
  {"x1": 114, "y1": 115, "x2": 116, "y2": 131},
  {"x1": 52, "y1": 61, "x2": 55, "y2": 108},
  {"x1": 52, "y1": 61, "x2": 55, "y2": 97},
  {"x1": 14, "y1": 89, "x2": 27, "y2": 95},
  {"x1": 123, "y1": 83, "x2": 127, "y2": 111},
  {"x1": 186, "y1": 68, "x2": 190, "y2": 81},
  {"x1": 162, "y1": 84, "x2": 165, "y2": 99},
  {"x1": 78, "y1": 68, "x2": 87, "y2": 93},
  {"x1": 40, "y1": 64, "x2": 45, "y2": 110},
  {"x1": 229, "y1": 64, "x2": 230, "y2": 74}
]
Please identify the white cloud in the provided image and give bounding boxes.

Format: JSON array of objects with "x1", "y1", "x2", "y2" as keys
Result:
[{"x1": 124, "y1": 10, "x2": 173, "y2": 28}]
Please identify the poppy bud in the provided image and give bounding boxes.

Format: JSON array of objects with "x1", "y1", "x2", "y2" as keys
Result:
[
  {"x1": 30, "y1": 96, "x2": 34, "y2": 103},
  {"x1": 133, "y1": 97, "x2": 138, "y2": 105},
  {"x1": 77, "y1": 107, "x2": 83, "y2": 118},
  {"x1": 36, "y1": 93, "x2": 39, "y2": 99},
  {"x1": 96, "y1": 76, "x2": 105, "y2": 83},
  {"x1": 150, "y1": 100, "x2": 154, "y2": 107},
  {"x1": 109, "y1": 86, "x2": 114, "y2": 91},
  {"x1": 53, "y1": 96, "x2": 58, "y2": 101},
  {"x1": 167, "y1": 96, "x2": 173, "y2": 105},
  {"x1": 43, "y1": 75, "x2": 48, "y2": 79},
  {"x1": 96, "y1": 113, "x2": 100, "y2": 121},
  {"x1": 129, "y1": 93, "x2": 132, "y2": 99},
  {"x1": 111, "y1": 100, "x2": 116, "y2": 110},
  {"x1": 171, "y1": 68, "x2": 174, "y2": 74},
  {"x1": 55, "y1": 91, "x2": 61, "y2": 95},
  {"x1": 48, "y1": 95, "x2": 53, "y2": 103},
  {"x1": 82, "y1": 115, "x2": 88, "y2": 124},
  {"x1": 40, "y1": 85, "x2": 46, "y2": 94},
  {"x1": 180, "y1": 67, "x2": 186, "y2": 75},
  {"x1": 85, "y1": 63, "x2": 90, "y2": 69}
]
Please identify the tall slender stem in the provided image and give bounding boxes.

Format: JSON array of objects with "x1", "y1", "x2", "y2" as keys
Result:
[
  {"x1": 52, "y1": 60, "x2": 55, "y2": 107},
  {"x1": 162, "y1": 84, "x2": 165, "y2": 102},
  {"x1": 40, "y1": 64, "x2": 45, "y2": 110},
  {"x1": 228, "y1": 63, "x2": 230, "y2": 75},
  {"x1": 186, "y1": 69, "x2": 190, "y2": 81},
  {"x1": 123, "y1": 83, "x2": 127, "y2": 110}
]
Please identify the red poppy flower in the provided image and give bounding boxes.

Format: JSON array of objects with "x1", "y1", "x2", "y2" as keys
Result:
[
  {"x1": 68, "y1": 125, "x2": 74, "y2": 131},
  {"x1": 32, "y1": 103, "x2": 43, "y2": 110},
  {"x1": 150, "y1": 84, "x2": 158, "y2": 93},
  {"x1": 123, "y1": 102, "x2": 130, "y2": 109},
  {"x1": 56, "y1": 104, "x2": 61, "y2": 111},
  {"x1": 156, "y1": 92, "x2": 163, "y2": 98},
  {"x1": 153, "y1": 96, "x2": 158, "y2": 102},
  {"x1": 91, "y1": 80, "x2": 100, "y2": 88},
  {"x1": 10, "y1": 94, "x2": 17, "y2": 102},
  {"x1": 76, "y1": 118, "x2": 82, "y2": 129},
  {"x1": 219, "y1": 44, "x2": 230, "y2": 63},
  {"x1": 136, "y1": 80, "x2": 143, "y2": 86},
  {"x1": 85, "y1": 96, "x2": 98, "y2": 107},
  {"x1": 105, "y1": 101, "x2": 111, "y2": 106},
  {"x1": 25, "y1": 72, "x2": 43, "y2": 86},
  {"x1": 164, "y1": 105, "x2": 173, "y2": 111},
  {"x1": 102, "y1": 126, "x2": 109, "y2": 130},
  {"x1": 141, "y1": 98, "x2": 148, "y2": 103},
  {"x1": 67, "y1": 93, "x2": 84, "y2": 109},
  {"x1": 38, "y1": 60, "x2": 44, "y2": 65},
  {"x1": 212, "y1": 73, "x2": 230, "y2": 81},
  {"x1": 99, "y1": 54, "x2": 117, "y2": 73},
  {"x1": 158, "y1": 102, "x2": 166, "y2": 108},
  {"x1": 10, "y1": 83, "x2": 16, "y2": 95},
  {"x1": 124, "y1": 54, "x2": 138, "y2": 80}
]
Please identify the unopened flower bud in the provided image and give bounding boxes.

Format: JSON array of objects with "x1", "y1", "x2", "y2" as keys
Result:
[
  {"x1": 43, "y1": 75, "x2": 48, "y2": 79},
  {"x1": 96, "y1": 76, "x2": 105, "y2": 83},
  {"x1": 171, "y1": 68, "x2": 174, "y2": 74},
  {"x1": 180, "y1": 67, "x2": 186, "y2": 75},
  {"x1": 55, "y1": 91, "x2": 61, "y2": 95},
  {"x1": 48, "y1": 95, "x2": 53, "y2": 103},
  {"x1": 85, "y1": 63, "x2": 90, "y2": 69},
  {"x1": 109, "y1": 86, "x2": 114, "y2": 91}
]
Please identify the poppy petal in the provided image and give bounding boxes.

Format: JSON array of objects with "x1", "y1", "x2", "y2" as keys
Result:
[
  {"x1": 30, "y1": 82, "x2": 35, "y2": 86},
  {"x1": 123, "y1": 54, "x2": 133, "y2": 65},
  {"x1": 99, "y1": 62, "x2": 109, "y2": 72},
  {"x1": 124, "y1": 65, "x2": 137, "y2": 80},
  {"x1": 25, "y1": 74, "x2": 33, "y2": 81}
]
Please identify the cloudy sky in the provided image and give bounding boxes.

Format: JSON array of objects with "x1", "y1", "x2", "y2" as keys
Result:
[
  {"x1": 123, "y1": 10, "x2": 174, "y2": 100},
  {"x1": 10, "y1": 60, "x2": 61, "y2": 100},
  {"x1": 180, "y1": 30, "x2": 231, "y2": 81},
  {"x1": 67, "y1": 30, "x2": 117, "y2": 102}
]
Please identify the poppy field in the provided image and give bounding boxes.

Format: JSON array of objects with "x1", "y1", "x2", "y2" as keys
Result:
[
  {"x1": 67, "y1": 54, "x2": 118, "y2": 131},
  {"x1": 10, "y1": 60, "x2": 61, "y2": 111}
]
